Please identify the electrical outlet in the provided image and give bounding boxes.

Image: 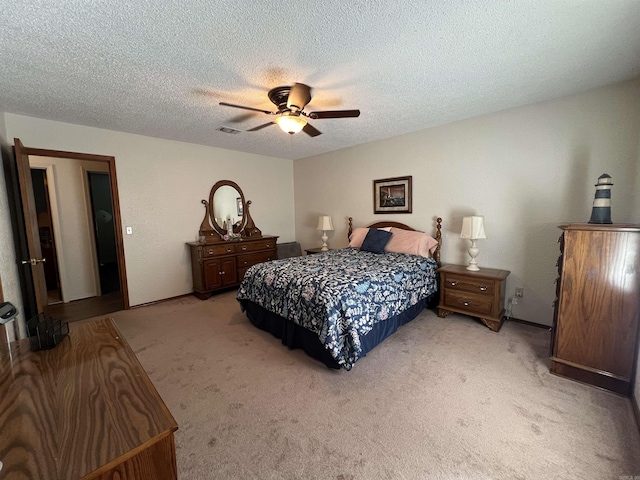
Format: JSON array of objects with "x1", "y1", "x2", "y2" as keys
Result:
[
  {"x1": 512, "y1": 296, "x2": 518, "y2": 305},
  {"x1": 515, "y1": 287, "x2": 524, "y2": 297},
  {"x1": 126, "y1": 226, "x2": 133, "y2": 235}
]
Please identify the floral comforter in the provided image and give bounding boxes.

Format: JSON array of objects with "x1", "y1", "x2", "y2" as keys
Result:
[{"x1": 237, "y1": 248, "x2": 438, "y2": 370}]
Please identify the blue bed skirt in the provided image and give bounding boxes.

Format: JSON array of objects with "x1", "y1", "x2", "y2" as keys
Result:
[{"x1": 240, "y1": 293, "x2": 435, "y2": 369}]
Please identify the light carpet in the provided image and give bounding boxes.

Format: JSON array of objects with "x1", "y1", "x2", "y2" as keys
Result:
[{"x1": 101, "y1": 290, "x2": 640, "y2": 479}]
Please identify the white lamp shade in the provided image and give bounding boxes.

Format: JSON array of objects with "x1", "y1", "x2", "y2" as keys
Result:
[
  {"x1": 316, "y1": 215, "x2": 334, "y2": 231},
  {"x1": 275, "y1": 113, "x2": 307, "y2": 134},
  {"x1": 460, "y1": 216, "x2": 487, "y2": 239}
]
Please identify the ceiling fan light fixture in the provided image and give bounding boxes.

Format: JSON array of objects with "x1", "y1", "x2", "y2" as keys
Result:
[{"x1": 275, "y1": 113, "x2": 307, "y2": 134}]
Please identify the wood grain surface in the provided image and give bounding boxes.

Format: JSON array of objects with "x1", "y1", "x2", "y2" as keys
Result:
[
  {"x1": 0, "y1": 318, "x2": 177, "y2": 479},
  {"x1": 553, "y1": 225, "x2": 640, "y2": 393}
]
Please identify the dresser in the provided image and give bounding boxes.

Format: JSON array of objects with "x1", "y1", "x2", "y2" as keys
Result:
[
  {"x1": 437, "y1": 264, "x2": 510, "y2": 332},
  {"x1": 0, "y1": 318, "x2": 178, "y2": 479},
  {"x1": 189, "y1": 235, "x2": 278, "y2": 299},
  {"x1": 550, "y1": 224, "x2": 640, "y2": 395}
]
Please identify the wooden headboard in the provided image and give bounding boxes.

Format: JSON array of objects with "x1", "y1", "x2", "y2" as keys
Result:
[{"x1": 347, "y1": 217, "x2": 443, "y2": 266}]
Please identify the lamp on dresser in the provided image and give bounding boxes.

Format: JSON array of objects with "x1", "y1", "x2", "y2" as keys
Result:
[
  {"x1": 316, "y1": 215, "x2": 334, "y2": 251},
  {"x1": 460, "y1": 216, "x2": 487, "y2": 271}
]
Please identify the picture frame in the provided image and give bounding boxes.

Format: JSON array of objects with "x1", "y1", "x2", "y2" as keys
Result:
[
  {"x1": 373, "y1": 176, "x2": 412, "y2": 214},
  {"x1": 236, "y1": 197, "x2": 243, "y2": 216}
]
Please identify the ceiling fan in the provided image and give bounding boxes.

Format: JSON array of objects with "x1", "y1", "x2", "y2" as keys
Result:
[{"x1": 219, "y1": 83, "x2": 360, "y2": 137}]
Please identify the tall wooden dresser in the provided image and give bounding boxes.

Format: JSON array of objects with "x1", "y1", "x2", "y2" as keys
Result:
[{"x1": 550, "y1": 223, "x2": 640, "y2": 395}]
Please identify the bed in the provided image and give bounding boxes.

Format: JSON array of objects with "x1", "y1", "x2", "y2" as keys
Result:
[{"x1": 237, "y1": 218, "x2": 442, "y2": 370}]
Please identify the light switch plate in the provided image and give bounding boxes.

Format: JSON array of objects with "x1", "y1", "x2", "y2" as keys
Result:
[{"x1": 126, "y1": 226, "x2": 133, "y2": 235}]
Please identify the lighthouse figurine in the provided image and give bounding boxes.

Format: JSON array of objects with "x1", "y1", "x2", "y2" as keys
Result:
[{"x1": 588, "y1": 173, "x2": 613, "y2": 224}]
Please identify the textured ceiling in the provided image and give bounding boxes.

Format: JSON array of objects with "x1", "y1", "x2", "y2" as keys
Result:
[{"x1": 1, "y1": 1, "x2": 639, "y2": 160}]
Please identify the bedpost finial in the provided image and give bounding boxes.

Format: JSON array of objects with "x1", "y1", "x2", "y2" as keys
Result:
[{"x1": 434, "y1": 217, "x2": 442, "y2": 267}]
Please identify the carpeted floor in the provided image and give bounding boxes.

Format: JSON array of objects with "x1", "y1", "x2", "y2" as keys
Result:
[{"x1": 101, "y1": 290, "x2": 640, "y2": 479}]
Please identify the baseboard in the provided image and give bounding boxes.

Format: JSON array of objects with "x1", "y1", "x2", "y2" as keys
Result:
[
  {"x1": 633, "y1": 393, "x2": 640, "y2": 434},
  {"x1": 130, "y1": 293, "x2": 194, "y2": 309},
  {"x1": 506, "y1": 317, "x2": 551, "y2": 329}
]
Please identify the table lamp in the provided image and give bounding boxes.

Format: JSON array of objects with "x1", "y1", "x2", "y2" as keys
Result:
[
  {"x1": 460, "y1": 216, "x2": 487, "y2": 271},
  {"x1": 316, "y1": 215, "x2": 334, "y2": 251}
]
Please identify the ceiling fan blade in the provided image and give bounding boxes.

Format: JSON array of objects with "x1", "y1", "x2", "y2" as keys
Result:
[
  {"x1": 247, "y1": 122, "x2": 275, "y2": 131},
  {"x1": 287, "y1": 83, "x2": 312, "y2": 111},
  {"x1": 302, "y1": 123, "x2": 322, "y2": 137},
  {"x1": 219, "y1": 102, "x2": 274, "y2": 115},
  {"x1": 307, "y1": 109, "x2": 361, "y2": 119}
]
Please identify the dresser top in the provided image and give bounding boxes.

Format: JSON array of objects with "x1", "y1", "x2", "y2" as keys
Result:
[
  {"x1": 0, "y1": 318, "x2": 177, "y2": 479},
  {"x1": 187, "y1": 234, "x2": 278, "y2": 246},
  {"x1": 559, "y1": 223, "x2": 640, "y2": 232},
  {"x1": 438, "y1": 263, "x2": 510, "y2": 280}
]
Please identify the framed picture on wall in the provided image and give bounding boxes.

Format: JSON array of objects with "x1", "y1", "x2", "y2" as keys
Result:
[
  {"x1": 236, "y1": 197, "x2": 243, "y2": 216},
  {"x1": 373, "y1": 176, "x2": 412, "y2": 214}
]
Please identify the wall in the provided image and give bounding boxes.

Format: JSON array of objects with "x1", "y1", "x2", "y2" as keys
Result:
[
  {"x1": 4, "y1": 114, "x2": 295, "y2": 306},
  {"x1": 635, "y1": 119, "x2": 640, "y2": 416},
  {"x1": 29, "y1": 156, "x2": 109, "y2": 302},
  {"x1": 294, "y1": 79, "x2": 640, "y2": 326}
]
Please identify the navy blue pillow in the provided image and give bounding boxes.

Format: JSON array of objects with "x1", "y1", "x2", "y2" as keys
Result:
[{"x1": 360, "y1": 228, "x2": 393, "y2": 254}]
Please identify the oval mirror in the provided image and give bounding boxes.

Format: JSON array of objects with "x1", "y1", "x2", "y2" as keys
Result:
[{"x1": 209, "y1": 180, "x2": 247, "y2": 236}]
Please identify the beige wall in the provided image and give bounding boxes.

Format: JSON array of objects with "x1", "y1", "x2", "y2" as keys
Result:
[
  {"x1": 635, "y1": 119, "x2": 640, "y2": 413},
  {"x1": 294, "y1": 79, "x2": 640, "y2": 326},
  {"x1": 4, "y1": 114, "x2": 295, "y2": 307}
]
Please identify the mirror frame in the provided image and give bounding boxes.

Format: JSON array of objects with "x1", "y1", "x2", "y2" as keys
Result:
[{"x1": 208, "y1": 180, "x2": 247, "y2": 236}]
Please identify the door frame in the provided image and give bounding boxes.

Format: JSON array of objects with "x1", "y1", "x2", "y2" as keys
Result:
[{"x1": 14, "y1": 139, "x2": 130, "y2": 311}]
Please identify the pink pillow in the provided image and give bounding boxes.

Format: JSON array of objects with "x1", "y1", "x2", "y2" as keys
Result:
[
  {"x1": 349, "y1": 227, "x2": 392, "y2": 248},
  {"x1": 385, "y1": 227, "x2": 438, "y2": 257}
]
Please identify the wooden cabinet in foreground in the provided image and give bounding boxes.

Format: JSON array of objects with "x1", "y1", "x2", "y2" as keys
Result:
[
  {"x1": 551, "y1": 223, "x2": 640, "y2": 396},
  {"x1": 0, "y1": 318, "x2": 178, "y2": 479}
]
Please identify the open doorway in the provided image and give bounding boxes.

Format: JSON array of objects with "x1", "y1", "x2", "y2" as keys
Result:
[
  {"x1": 13, "y1": 139, "x2": 129, "y2": 324},
  {"x1": 87, "y1": 171, "x2": 120, "y2": 295}
]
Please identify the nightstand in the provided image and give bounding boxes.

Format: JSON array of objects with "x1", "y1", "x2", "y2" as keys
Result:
[
  {"x1": 437, "y1": 264, "x2": 510, "y2": 332},
  {"x1": 305, "y1": 247, "x2": 334, "y2": 255}
]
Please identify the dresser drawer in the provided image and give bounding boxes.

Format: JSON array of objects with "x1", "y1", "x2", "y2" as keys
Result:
[
  {"x1": 442, "y1": 275, "x2": 495, "y2": 296},
  {"x1": 236, "y1": 239, "x2": 276, "y2": 253},
  {"x1": 203, "y1": 244, "x2": 236, "y2": 257},
  {"x1": 443, "y1": 290, "x2": 493, "y2": 315},
  {"x1": 237, "y1": 251, "x2": 276, "y2": 269}
]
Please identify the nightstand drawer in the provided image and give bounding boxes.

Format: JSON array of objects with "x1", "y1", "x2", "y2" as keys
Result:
[
  {"x1": 443, "y1": 291, "x2": 493, "y2": 315},
  {"x1": 437, "y1": 264, "x2": 510, "y2": 332},
  {"x1": 442, "y1": 275, "x2": 495, "y2": 295}
]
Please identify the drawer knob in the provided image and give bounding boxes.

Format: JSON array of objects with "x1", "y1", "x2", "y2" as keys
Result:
[
  {"x1": 226, "y1": 248, "x2": 232, "y2": 252},
  {"x1": 242, "y1": 246, "x2": 247, "y2": 251},
  {"x1": 477, "y1": 285, "x2": 487, "y2": 291},
  {"x1": 449, "y1": 281, "x2": 458, "y2": 286},
  {"x1": 208, "y1": 250, "x2": 214, "y2": 255},
  {"x1": 243, "y1": 261, "x2": 247, "y2": 265},
  {"x1": 463, "y1": 301, "x2": 470, "y2": 306},
  {"x1": 266, "y1": 244, "x2": 272, "y2": 248}
]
